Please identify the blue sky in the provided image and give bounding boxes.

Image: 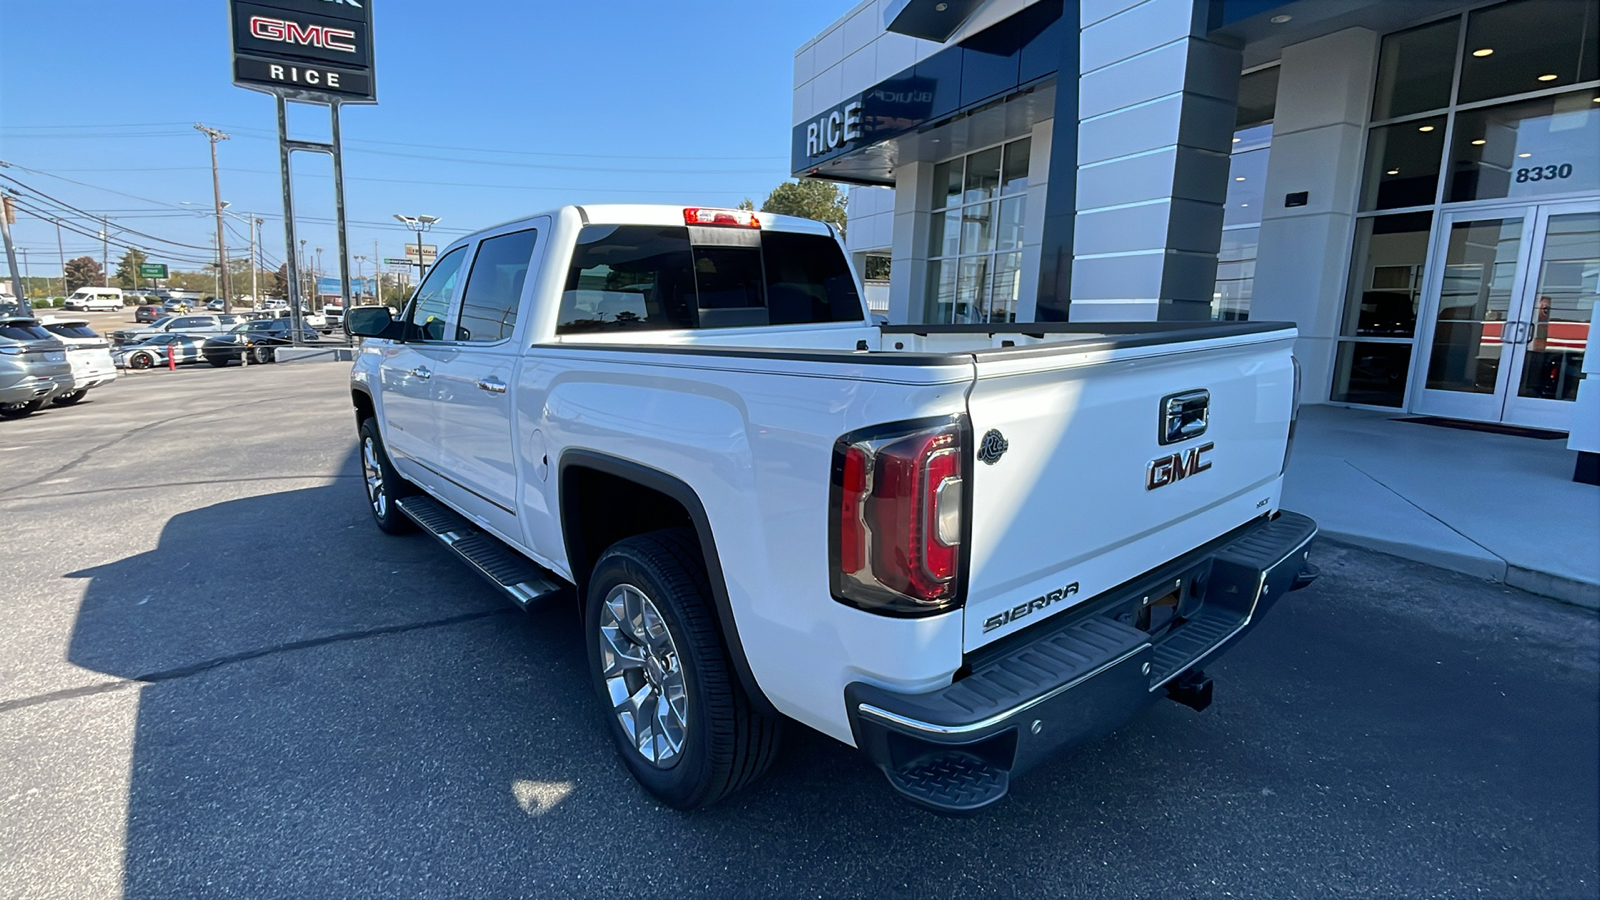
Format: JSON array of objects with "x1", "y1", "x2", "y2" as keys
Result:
[{"x1": 0, "y1": 1, "x2": 846, "y2": 282}]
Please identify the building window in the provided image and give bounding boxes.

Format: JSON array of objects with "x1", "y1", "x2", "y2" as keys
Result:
[
  {"x1": 1458, "y1": 0, "x2": 1599, "y2": 105},
  {"x1": 1331, "y1": 0, "x2": 1600, "y2": 410},
  {"x1": 1446, "y1": 89, "x2": 1600, "y2": 203},
  {"x1": 925, "y1": 137, "x2": 1030, "y2": 323},
  {"x1": 1331, "y1": 212, "x2": 1432, "y2": 407},
  {"x1": 1211, "y1": 65, "x2": 1277, "y2": 322}
]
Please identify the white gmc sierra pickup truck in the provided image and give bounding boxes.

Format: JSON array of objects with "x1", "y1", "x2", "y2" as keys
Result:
[{"x1": 347, "y1": 204, "x2": 1319, "y2": 814}]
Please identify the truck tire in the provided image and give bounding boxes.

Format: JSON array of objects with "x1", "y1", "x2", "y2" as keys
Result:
[
  {"x1": 585, "y1": 528, "x2": 782, "y2": 809},
  {"x1": 358, "y1": 418, "x2": 416, "y2": 534}
]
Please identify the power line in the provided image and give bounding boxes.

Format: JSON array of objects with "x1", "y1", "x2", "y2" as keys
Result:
[
  {"x1": 0, "y1": 173, "x2": 220, "y2": 251},
  {"x1": 4, "y1": 121, "x2": 790, "y2": 161}
]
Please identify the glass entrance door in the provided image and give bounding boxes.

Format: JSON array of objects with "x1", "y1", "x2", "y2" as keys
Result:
[{"x1": 1413, "y1": 200, "x2": 1598, "y2": 429}]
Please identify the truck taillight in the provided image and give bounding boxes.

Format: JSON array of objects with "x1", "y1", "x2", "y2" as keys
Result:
[{"x1": 831, "y1": 418, "x2": 968, "y2": 615}]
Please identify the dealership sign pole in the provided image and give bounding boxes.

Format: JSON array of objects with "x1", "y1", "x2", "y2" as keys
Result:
[{"x1": 229, "y1": 0, "x2": 375, "y2": 343}]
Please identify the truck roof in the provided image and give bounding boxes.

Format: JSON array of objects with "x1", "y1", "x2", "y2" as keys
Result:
[{"x1": 465, "y1": 204, "x2": 836, "y2": 244}]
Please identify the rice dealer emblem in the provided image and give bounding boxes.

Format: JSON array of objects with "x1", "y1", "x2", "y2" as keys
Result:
[{"x1": 977, "y1": 429, "x2": 1009, "y2": 465}]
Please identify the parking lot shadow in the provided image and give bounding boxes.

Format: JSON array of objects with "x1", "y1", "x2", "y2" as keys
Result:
[{"x1": 60, "y1": 467, "x2": 1600, "y2": 896}]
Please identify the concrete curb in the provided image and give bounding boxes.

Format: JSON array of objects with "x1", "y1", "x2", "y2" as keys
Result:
[
  {"x1": 1317, "y1": 526, "x2": 1599, "y2": 611},
  {"x1": 276, "y1": 347, "x2": 355, "y2": 364}
]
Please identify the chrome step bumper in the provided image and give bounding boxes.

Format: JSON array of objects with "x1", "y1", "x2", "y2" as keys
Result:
[{"x1": 846, "y1": 511, "x2": 1319, "y2": 814}]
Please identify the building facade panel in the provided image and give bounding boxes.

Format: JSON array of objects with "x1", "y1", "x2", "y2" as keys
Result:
[{"x1": 799, "y1": 0, "x2": 1597, "y2": 440}]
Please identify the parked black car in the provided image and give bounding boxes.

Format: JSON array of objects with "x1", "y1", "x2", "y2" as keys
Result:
[{"x1": 202, "y1": 319, "x2": 321, "y2": 366}]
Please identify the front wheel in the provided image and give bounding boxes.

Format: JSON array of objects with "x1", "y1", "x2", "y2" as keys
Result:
[
  {"x1": 585, "y1": 528, "x2": 782, "y2": 809},
  {"x1": 51, "y1": 389, "x2": 86, "y2": 406},
  {"x1": 128, "y1": 353, "x2": 153, "y2": 370},
  {"x1": 0, "y1": 399, "x2": 48, "y2": 419},
  {"x1": 358, "y1": 418, "x2": 416, "y2": 534},
  {"x1": 252, "y1": 345, "x2": 274, "y2": 365}
]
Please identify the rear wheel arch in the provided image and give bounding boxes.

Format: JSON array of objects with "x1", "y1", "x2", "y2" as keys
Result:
[{"x1": 558, "y1": 450, "x2": 778, "y2": 718}]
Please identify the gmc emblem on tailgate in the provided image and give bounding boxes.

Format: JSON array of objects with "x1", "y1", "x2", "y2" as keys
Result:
[{"x1": 1147, "y1": 442, "x2": 1214, "y2": 490}]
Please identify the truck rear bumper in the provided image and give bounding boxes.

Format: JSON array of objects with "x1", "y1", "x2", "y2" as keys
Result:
[{"x1": 844, "y1": 510, "x2": 1318, "y2": 814}]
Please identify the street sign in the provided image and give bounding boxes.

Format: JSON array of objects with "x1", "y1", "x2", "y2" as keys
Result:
[
  {"x1": 229, "y1": 0, "x2": 377, "y2": 104},
  {"x1": 403, "y1": 244, "x2": 437, "y2": 264},
  {"x1": 139, "y1": 263, "x2": 168, "y2": 279},
  {"x1": 382, "y1": 257, "x2": 411, "y2": 265}
]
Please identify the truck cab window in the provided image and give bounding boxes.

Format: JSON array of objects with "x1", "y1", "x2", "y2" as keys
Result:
[
  {"x1": 558, "y1": 226, "x2": 696, "y2": 334},
  {"x1": 456, "y1": 228, "x2": 538, "y2": 343},
  {"x1": 761, "y1": 231, "x2": 865, "y2": 324},
  {"x1": 403, "y1": 246, "x2": 468, "y2": 341}
]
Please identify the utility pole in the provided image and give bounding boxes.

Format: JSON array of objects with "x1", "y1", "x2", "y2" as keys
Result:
[
  {"x1": 314, "y1": 246, "x2": 323, "y2": 310},
  {"x1": 251, "y1": 216, "x2": 261, "y2": 306},
  {"x1": 0, "y1": 193, "x2": 22, "y2": 301},
  {"x1": 54, "y1": 218, "x2": 65, "y2": 297},
  {"x1": 100, "y1": 217, "x2": 109, "y2": 287},
  {"x1": 19, "y1": 247, "x2": 30, "y2": 298},
  {"x1": 195, "y1": 123, "x2": 232, "y2": 311}
]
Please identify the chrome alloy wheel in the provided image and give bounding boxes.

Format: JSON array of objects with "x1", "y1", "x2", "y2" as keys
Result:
[
  {"x1": 598, "y1": 583, "x2": 688, "y2": 768},
  {"x1": 361, "y1": 435, "x2": 387, "y2": 518}
]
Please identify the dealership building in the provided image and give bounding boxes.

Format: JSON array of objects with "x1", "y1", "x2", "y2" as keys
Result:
[{"x1": 791, "y1": 0, "x2": 1598, "y2": 441}]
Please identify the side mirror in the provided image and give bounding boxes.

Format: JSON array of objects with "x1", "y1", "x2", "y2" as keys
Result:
[{"x1": 346, "y1": 306, "x2": 396, "y2": 338}]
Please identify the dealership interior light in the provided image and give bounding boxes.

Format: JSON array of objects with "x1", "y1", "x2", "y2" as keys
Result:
[
  {"x1": 1537, "y1": 74, "x2": 1558, "y2": 81},
  {"x1": 1270, "y1": 14, "x2": 1292, "y2": 23},
  {"x1": 1472, "y1": 139, "x2": 1487, "y2": 145},
  {"x1": 1472, "y1": 48, "x2": 1494, "y2": 57},
  {"x1": 1418, "y1": 125, "x2": 1435, "y2": 132}
]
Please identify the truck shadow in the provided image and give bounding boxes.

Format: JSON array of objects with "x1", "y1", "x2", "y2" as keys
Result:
[
  {"x1": 56, "y1": 455, "x2": 1176, "y2": 895},
  {"x1": 59, "y1": 456, "x2": 1598, "y2": 895}
]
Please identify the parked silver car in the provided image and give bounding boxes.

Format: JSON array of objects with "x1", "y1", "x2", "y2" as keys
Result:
[
  {"x1": 114, "y1": 333, "x2": 210, "y2": 370},
  {"x1": 111, "y1": 314, "x2": 244, "y2": 346},
  {"x1": 0, "y1": 317, "x2": 74, "y2": 418}
]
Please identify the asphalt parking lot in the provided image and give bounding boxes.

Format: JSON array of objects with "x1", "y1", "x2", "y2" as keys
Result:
[{"x1": 1, "y1": 364, "x2": 1596, "y2": 899}]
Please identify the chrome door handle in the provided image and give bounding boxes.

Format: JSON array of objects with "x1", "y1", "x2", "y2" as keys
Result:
[
  {"x1": 477, "y1": 377, "x2": 507, "y2": 394},
  {"x1": 412, "y1": 366, "x2": 431, "y2": 380}
]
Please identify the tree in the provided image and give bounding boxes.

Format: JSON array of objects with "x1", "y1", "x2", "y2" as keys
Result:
[
  {"x1": 749, "y1": 180, "x2": 847, "y2": 234},
  {"x1": 271, "y1": 264, "x2": 290, "y2": 298},
  {"x1": 114, "y1": 249, "x2": 148, "y2": 290},
  {"x1": 63, "y1": 256, "x2": 103, "y2": 293}
]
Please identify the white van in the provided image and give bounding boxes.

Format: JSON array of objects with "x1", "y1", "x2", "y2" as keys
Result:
[{"x1": 63, "y1": 287, "x2": 124, "y2": 312}]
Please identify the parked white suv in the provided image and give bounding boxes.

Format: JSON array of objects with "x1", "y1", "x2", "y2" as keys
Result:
[
  {"x1": 62, "y1": 287, "x2": 124, "y2": 312},
  {"x1": 346, "y1": 204, "x2": 1319, "y2": 813},
  {"x1": 37, "y1": 317, "x2": 117, "y2": 404}
]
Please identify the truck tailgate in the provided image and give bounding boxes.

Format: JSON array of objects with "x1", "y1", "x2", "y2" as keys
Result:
[{"x1": 961, "y1": 328, "x2": 1297, "y2": 650}]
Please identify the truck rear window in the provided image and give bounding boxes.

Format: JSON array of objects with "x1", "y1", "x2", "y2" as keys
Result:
[{"x1": 557, "y1": 225, "x2": 864, "y2": 335}]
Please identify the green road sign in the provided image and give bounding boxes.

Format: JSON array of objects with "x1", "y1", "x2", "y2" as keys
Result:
[{"x1": 139, "y1": 263, "x2": 169, "y2": 279}]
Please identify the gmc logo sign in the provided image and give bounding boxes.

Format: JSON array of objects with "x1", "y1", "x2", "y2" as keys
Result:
[
  {"x1": 249, "y1": 15, "x2": 356, "y2": 53},
  {"x1": 1146, "y1": 442, "x2": 1214, "y2": 491}
]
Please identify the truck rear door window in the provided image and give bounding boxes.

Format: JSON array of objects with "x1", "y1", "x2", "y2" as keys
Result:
[
  {"x1": 558, "y1": 226, "x2": 696, "y2": 334},
  {"x1": 760, "y1": 230, "x2": 865, "y2": 324},
  {"x1": 456, "y1": 228, "x2": 538, "y2": 342}
]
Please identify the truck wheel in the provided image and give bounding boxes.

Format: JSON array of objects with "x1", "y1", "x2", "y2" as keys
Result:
[
  {"x1": 252, "y1": 346, "x2": 274, "y2": 365},
  {"x1": 585, "y1": 528, "x2": 782, "y2": 809},
  {"x1": 358, "y1": 418, "x2": 416, "y2": 534},
  {"x1": 51, "y1": 390, "x2": 86, "y2": 406}
]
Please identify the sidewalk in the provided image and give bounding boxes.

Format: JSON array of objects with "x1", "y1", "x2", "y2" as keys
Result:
[{"x1": 1282, "y1": 405, "x2": 1600, "y2": 609}]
